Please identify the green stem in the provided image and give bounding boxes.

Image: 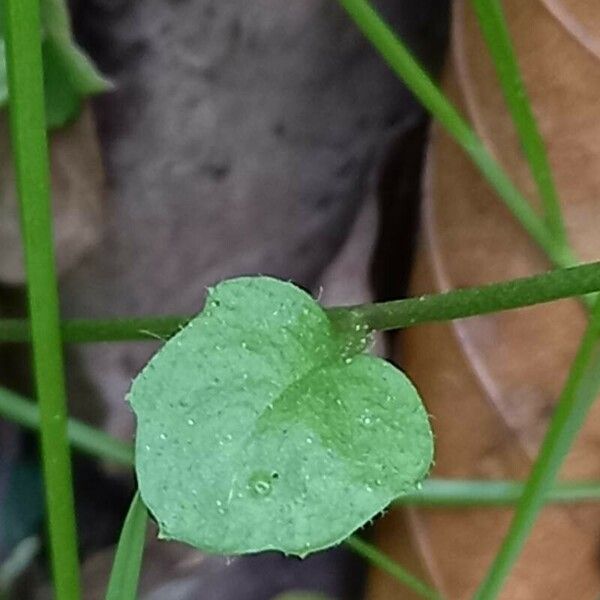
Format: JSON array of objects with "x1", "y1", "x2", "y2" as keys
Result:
[
  {"x1": 1, "y1": 0, "x2": 80, "y2": 597},
  {"x1": 0, "y1": 386, "x2": 134, "y2": 466},
  {"x1": 105, "y1": 491, "x2": 147, "y2": 600},
  {"x1": 329, "y1": 261, "x2": 597, "y2": 333},
  {"x1": 399, "y1": 479, "x2": 600, "y2": 507},
  {"x1": 474, "y1": 300, "x2": 600, "y2": 599},
  {"x1": 340, "y1": 5, "x2": 595, "y2": 596},
  {"x1": 346, "y1": 536, "x2": 441, "y2": 600},
  {"x1": 0, "y1": 315, "x2": 188, "y2": 344},
  {"x1": 336, "y1": 0, "x2": 573, "y2": 269},
  {"x1": 1, "y1": 262, "x2": 599, "y2": 344},
  {"x1": 470, "y1": 0, "x2": 567, "y2": 246}
]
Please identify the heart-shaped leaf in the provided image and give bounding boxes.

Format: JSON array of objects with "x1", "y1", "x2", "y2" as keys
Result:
[{"x1": 129, "y1": 277, "x2": 433, "y2": 556}]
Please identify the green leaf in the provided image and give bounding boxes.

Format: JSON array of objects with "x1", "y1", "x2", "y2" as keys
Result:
[
  {"x1": 129, "y1": 277, "x2": 433, "y2": 557},
  {"x1": 41, "y1": 37, "x2": 80, "y2": 129},
  {"x1": 0, "y1": 0, "x2": 110, "y2": 129},
  {"x1": 41, "y1": 35, "x2": 110, "y2": 129},
  {"x1": 105, "y1": 491, "x2": 148, "y2": 600}
]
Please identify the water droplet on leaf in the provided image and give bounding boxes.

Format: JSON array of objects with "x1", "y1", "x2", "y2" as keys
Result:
[{"x1": 248, "y1": 472, "x2": 274, "y2": 497}]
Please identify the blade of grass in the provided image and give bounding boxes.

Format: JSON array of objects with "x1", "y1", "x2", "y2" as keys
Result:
[
  {"x1": 337, "y1": 5, "x2": 598, "y2": 594},
  {"x1": 336, "y1": 0, "x2": 575, "y2": 269},
  {"x1": 1, "y1": 0, "x2": 80, "y2": 596},
  {"x1": 0, "y1": 261, "x2": 599, "y2": 344},
  {"x1": 346, "y1": 536, "x2": 442, "y2": 600},
  {"x1": 105, "y1": 491, "x2": 147, "y2": 600},
  {"x1": 474, "y1": 299, "x2": 600, "y2": 599},
  {"x1": 0, "y1": 537, "x2": 41, "y2": 598},
  {"x1": 0, "y1": 386, "x2": 134, "y2": 467},
  {"x1": 470, "y1": 0, "x2": 566, "y2": 245},
  {"x1": 5, "y1": 385, "x2": 600, "y2": 506}
]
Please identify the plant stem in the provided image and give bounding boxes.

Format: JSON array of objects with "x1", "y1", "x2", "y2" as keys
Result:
[
  {"x1": 470, "y1": 0, "x2": 567, "y2": 246},
  {"x1": 105, "y1": 491, "x2": 147, "y2": 600},
  {"x1": 340, "y1": 3, "x2": 597, "y2": 596},
  {"x1": 1, "y1": 0, "x2": 80, "y2": 596},
  {"x1": 399, "y1": 479, "x2": 600, "y2": 507},
  {"x1": 0, "y1": 262, "x2": 598, "y2": 344},
  {"x1": 0, "y1": 315, "x2": 188, "y2": 344},
  {"x1": 346, "y1": 536, "x2": 442, "y2": 600},
  {"x1": 329, "y1": 261, "x2": 598, "y2": 333},
  {"x1": 336, "y1": 0, "x2": 575, "y2": 269},
  {"x1": 473, "y1": 299, "x2": 600, "y2": 599},
  {"x1": 0, "y1": 386, "x2": 134, "y2": 466}
]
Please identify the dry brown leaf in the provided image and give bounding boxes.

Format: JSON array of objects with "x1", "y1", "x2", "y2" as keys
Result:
[
  {"x1": 366, "y1": 0, "x2": 600, "y2": 598},
  {"x1": 0, "y1": 103, "x2": 104, "y2": 284}
]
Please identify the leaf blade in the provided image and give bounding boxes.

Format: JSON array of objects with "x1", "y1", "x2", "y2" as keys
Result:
[
  {"x1": 105, "y1": 491, "x2": 148, "y2": 600},
  {"x1": 0, "y1": 0, "x2": 110, "y2": 127},
  {"x1": 130, "y1": 277, "x2": 433, "y2": 556}
]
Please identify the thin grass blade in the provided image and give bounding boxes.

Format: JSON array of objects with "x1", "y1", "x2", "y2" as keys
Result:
[
  {"x1": 0, "y1": 386, "x2": 134, "y2": 467},
  {"x1": 105, "y1": 491, "x2": 148, "y2": 600},
  {"x1": 1, "y1": 0, "x2": 80, "y2": 596},
  {"x1": 346, "y1": 536, "x2": 442, "y2": 599},
  {"x1": 474, "y1": 300, "x2": 600, "y2": 599},
  {"x1": 471, "y1": 0, "x2": 567, "y2": 245},
  {"x1": 336, "y1": 0, "x2": 574, "y2": 268}
]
